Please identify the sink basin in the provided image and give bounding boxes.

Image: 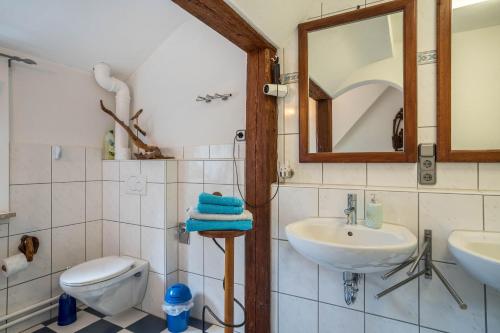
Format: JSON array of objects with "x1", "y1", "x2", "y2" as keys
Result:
[
  {"x1": 449, "y1": 231, "x2": 500, "y2": 291},
  {"x1": 285, "y1": 217, "x2": 417, "y2": 273}
]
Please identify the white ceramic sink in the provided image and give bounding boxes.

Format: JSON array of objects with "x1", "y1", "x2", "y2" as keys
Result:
[
  {"x1": 449, "y1": 231, "x2": 500, "y2": 291},
  {"x1": 285, "y1": 217, "x2": 417, "y2": 273}
]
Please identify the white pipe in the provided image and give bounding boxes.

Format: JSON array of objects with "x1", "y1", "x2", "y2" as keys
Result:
[
  {"x1": 0, "y1": 295, "x2": 60, "y2": 323},
  {"x1": 0, "y1": 304, "x2": 59, "y2": 331},
  {"x1": 93, "y1": 62, "x2": 131, "y2": 160}
]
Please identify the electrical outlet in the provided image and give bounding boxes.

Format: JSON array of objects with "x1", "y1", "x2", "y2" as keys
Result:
[{"x1": 236, "y1": 130, "x2": 246, "y2": 142}]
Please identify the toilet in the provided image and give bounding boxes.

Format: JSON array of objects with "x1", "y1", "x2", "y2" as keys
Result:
[{"x1": 60, "y1": 256, "x2": 149, "y2": 316}]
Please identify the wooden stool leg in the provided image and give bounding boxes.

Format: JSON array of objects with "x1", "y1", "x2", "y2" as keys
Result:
[{"x1": 224, "y1": 237, "x2": 235, "y2": 333}]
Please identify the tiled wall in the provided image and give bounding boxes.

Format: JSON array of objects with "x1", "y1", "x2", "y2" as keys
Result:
[
  {"x1": 6, "y1": 143, "x2": 104, "y2": 332},
  {"x1": 101, "y1": 159, "x2": 178, "y2": 319},
  {"x1": 272, "y1": 1, "x2": 500, "y2": 333},
  {"x1": 176, "y1": 143, "x2": 246, "y2": 332}
]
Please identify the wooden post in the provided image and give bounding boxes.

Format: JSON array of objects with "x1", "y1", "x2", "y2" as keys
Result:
[{"x1": 224, "y1": 237, "x2": 235, "y2": 333}]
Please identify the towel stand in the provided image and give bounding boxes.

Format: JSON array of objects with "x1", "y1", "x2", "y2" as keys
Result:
[{"x1": 199, "y1": 230, "x2": 246, "y2": 333}]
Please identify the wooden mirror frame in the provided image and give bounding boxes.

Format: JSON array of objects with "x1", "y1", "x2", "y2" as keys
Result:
[
  {"x1": 298, "y1": 0, "x2": 417, "y2": 163},
  {"x1": 437, "y1": 0, "x2": 500, "y2": 162}
]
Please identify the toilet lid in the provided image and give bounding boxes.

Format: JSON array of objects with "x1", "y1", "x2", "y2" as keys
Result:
[{"x1": 60, "y1": 256, "x2": 135, "y2": 287}]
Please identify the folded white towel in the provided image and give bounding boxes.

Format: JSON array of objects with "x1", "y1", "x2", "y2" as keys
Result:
[{"x1": 187, "y1": 207, "x2": 253, "y2": 221}]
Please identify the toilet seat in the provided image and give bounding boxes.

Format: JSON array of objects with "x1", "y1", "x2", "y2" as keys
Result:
[{"x1": 61, "y1": 256, "x2": 135, "y2": 287}]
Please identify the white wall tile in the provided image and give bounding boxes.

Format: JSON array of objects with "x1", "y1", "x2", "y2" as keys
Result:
[
  {"x1": 271, "y1": 292, "x2": 278, "y2": 333},
  {"x1": 119, "y1": 161, "x2": 140, "y2": 182},
  {"x1": 278, "y1": 294, "x2": 318, "y2": 333},
  {"x1": 204, "y1": 184, "x2": 233, "y2": 197},
  {"x1": 141, "y1": 160, "x2": 165, "y2": 183},
  {"x1": 184, "y1": 146, "x2": 209, "y2": 160},
  {"x1": 271, "y1": 239, "x2": 278, "y2": 292},
  {"x1": 103, "y1": 220, "x2": 119, "y2": 256},
  {"x1": 203, "y1": 237, "x2": 225, "y2": 280},
  {"x1": 418, "y1": 126, "x2": 437, "y2": 144},
  {"x1": 319, "y1": 303, "x2": 363, "y2": 333},
  {"x1": 141, "y1": 226, "x2": 164, "y2": 274},
  {"x1": 166, "y1": 184, "x2": 178, "y2": 229},
  {"x1": 119, "y1": 223, "x2": 140, "y2": 258},
  {"x1": 10, "y1": 184, "x2": 51, "y2": 235},
  {"x1": 418, "y1": 64, "x2": 437, "y2": 127},
  {"x1": 209, "y1": 144, "x2": 234, "y2": 159},
  {"x1": 365, "y1": 269, "x2": 418, "y2": 324},
  {"x1": 479, "y1": 163, "x2": 500, "y2": 191},
  {"x1": 141, "y1": 272, "x2": 165, "y2": 318},
  {"x1": 119, "y1": 184, "x2": 140, "y2": 225},
  {"x1": 52, "y1": 182, "x2": 85, "y2": 227},
  {"x1": 166, "y1": 161, "x2": 178, "y2": 184},
  {"x1": 10, "y1": 143, "x2": 51, "y2": 184},
  {"x1": 284, "y1": 135, "x2": 322, "y2": 184},
  {"x1": 283, "y1": 83, "x2": 299, "y2": 134},
  {"x1": 102, "y1": 181, "x2": 119, "y2": 221},
  {"x1": 0, "y1": 237, "x2": 6, "y2": 289},
  {"x1": 278, "y1": 186, "x2": 318, "y2": 239},
  {"x1": 179, "y1": 271, "x2": 204, "y2": 319},
  {"x1": 271, "y1": 186, "x2": 279, "y2": 239},
  {"x1": 85, "y1": 148, "x2": 102, "y2": 181},
  {"x1": 162, "y1": 146, "x2": 184, "y2": 160},
  {"x1": 102, "y1": 161, "x2": 119, "y2": 181},
  {"x1": 179, "y1": 231, "x2": 203, "y2": 275},
  {"x1": 485, "y1": 196, "x2": 500, "y2": 232},
  {"x1": 319, "y1": 188, "x2": 365, "y2": 219},
  {"x1": 141, "y1": 183, "x2": 165, "y2": 229},
  {"x1": 178, "y1": 161, "x2": 203, "y2": 183},
  {"x1": 86, "y1": 220, "x2": 102, "y2": 260},
  {"x1": 204, "y1": 161, "x2": 233, "y2": 184},
  {"x1": 8, "y1": 229, "x2": 50, "y2": 287},
  {"x1": 52, "y1": 146, "x2": 85, "y2": 182},
  {"x1": 367, "y1": 163, "x2": 417, "y2": 188},
  {"x1": 7, "y1": 276, "x2": 51, "y2": 333},
  {"x1": 365, "y1": 314, "x2": 419, "y2": 333},
  {"x1": 278, "y1": 240, "x2": 318, "y2": 300},
  {"x1": 178, "y1": 183, "x2": 203, "y2": 223},
  {"x1": 419, "y1": 193, "x2": 483, "y2": 262},
  {"x1": 420, "y1": 262, "x2": 485, "y2": 333},
  {"x1": 417, "y1": 0, "x2": 437, "y2": 52},
  {"x1": 365, "y1": 190, "x2": 418, "y2": 236},
  {"x1": 86, "y1": 181, "x2": 102, "y2": 222},
  {"x1": 204, "y1": 277, "x2": 244, "y2": 329},
  {"x1": 322, "y1": 163, "x2": 366, "y2": 186},
  {"x1": 318, "y1": 266, "x2": 364, "y2": 311},
  {"x1": 166, "y1": 227, "x2": 178, "y2": 275},
  {"x1": 233, "y1": 160, "x2": 245, "y2": 186},
  {"x1": 52, "y1": 223, "x2": 85, "y2": 271},
  {"x1": 486, "y1": 286, "x2": 500, "y2": 333},
  {"x1": 420, "y1": 163, "x2": 477, "y2": 190}
]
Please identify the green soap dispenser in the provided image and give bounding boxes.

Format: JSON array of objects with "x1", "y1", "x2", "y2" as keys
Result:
[{"x1": 366, "y1": 194, "x2": 383, "y2": 229}]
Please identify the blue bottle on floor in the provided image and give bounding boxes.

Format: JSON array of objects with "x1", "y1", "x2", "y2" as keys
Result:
[{"x1": 58, "y1": 293, "x2": 77, "y2": 326}]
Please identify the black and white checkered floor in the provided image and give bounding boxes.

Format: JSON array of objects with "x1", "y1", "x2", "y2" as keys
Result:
[{"x1": 22, "y1": 306, "x2": 224, "y2": 333}]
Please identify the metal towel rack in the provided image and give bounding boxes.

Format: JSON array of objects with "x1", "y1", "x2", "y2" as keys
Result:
[{"x1": 376, "y1": 229, "x2": 467, "y2": 310}]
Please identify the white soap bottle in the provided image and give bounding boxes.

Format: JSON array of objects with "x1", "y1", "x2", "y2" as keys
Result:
[{"x1": 366, "y1": 194, "x2": 383, "y2": 229}]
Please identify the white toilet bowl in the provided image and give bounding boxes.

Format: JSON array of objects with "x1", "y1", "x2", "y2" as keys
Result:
[{"x1": 60, "y1": 256, "x2": 149, "y2": 316}]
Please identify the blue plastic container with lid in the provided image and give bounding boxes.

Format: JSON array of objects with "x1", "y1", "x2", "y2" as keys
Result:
[{"x1": 162, "y1": 283, "x2": 193, "y2": 333}]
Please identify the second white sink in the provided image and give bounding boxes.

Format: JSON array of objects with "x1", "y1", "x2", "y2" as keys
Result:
[{"x1": 285, "y1": 217, "x2": 417, "y2": 273}]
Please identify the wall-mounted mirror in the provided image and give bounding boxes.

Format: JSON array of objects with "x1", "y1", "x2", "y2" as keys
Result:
[
  {"x1": 437, "y1": 0, "x2": 500, "y2": 161},
  {"x1": 299, "y1": 0, "x2": 417, "y2": 163}
]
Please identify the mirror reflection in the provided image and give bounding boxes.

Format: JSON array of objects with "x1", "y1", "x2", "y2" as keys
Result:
[
  {"x1": 451, "y1": 0, "x2": 500, "y2": 150},
  {"x1": 308, "y1": 11, "x2": 404, "y2": 153}
]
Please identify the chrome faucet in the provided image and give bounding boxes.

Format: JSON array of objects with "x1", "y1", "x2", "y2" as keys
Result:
[{"x1": 344, "y1": 193, "x2": 357, "y2": 225}]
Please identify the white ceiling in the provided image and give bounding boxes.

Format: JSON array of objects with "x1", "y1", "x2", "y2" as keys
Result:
[
  {"x1": 0, "y1": 0, "x2": 191, "y2": 79},
  {"x1": 453, "y1": 0, "x2": 500, "y2": 33}
]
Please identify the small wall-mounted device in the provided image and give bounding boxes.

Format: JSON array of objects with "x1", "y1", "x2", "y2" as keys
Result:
[
  {"x1": 263, "y1": 84, "x2": 288, "y2": 97},
  {"x1": 278, "y1": 161, "x2": 294, "y2": 180},
  {"x1": 418, "y1": 143, "x2": 437, "y2": 185},
  {"x1": 52, "y1": 145, "x2": 62, "y2": 160}
]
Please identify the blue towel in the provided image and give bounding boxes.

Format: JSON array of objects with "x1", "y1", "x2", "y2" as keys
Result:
[
  {"x1": 197, "y1": 203, "x2": 244, "y2": 215},
  {"x1": 185, "y1": 219, "x2": 253, "y2": 232},
  {"x1": 199, "y1": 192, "x2": 243, "y2": 207}
]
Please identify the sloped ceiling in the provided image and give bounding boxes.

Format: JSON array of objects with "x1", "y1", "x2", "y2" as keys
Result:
[
  {"x1": 0, "y1": 0, "x2": 191, "y2": 79},
  {"x1": 225, "y1": 0, "x2": 321, "y2": 47}
]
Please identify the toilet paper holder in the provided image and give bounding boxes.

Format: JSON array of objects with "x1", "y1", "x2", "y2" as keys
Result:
[{"x1": 0, "y1": 236, "x2": 39, "y2": 272}]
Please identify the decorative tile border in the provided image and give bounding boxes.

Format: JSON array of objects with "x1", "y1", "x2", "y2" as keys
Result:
[
  {"x1": 281, "y1": 72, "x2": 299, "y2": 84},
  {"x1": 418, "y1": 50, "x2": 437, "y2": 65}
]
